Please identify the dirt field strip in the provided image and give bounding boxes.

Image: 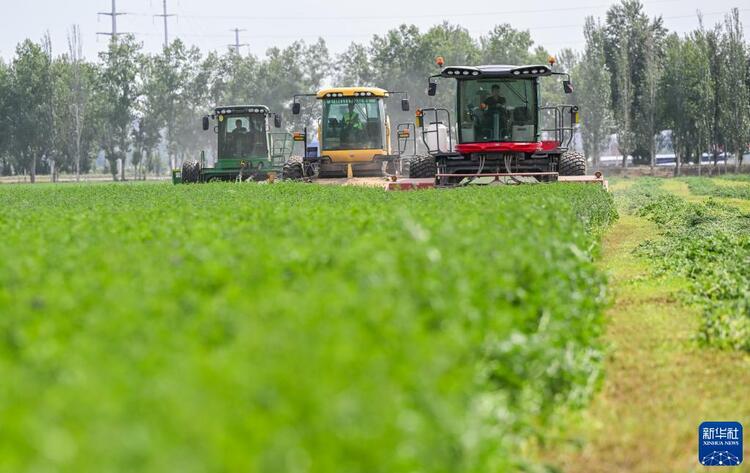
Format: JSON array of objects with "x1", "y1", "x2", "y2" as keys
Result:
[{"x1": 547, "y1": 181, "x2": 750, "y2": 473}]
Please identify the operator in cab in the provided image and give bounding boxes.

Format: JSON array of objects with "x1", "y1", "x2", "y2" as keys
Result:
[
  {"x1": 230, "y1": 118, "x2": 248, "y2": 156},
  {"x1": 484, "y1": 84, "x2": 506, "y2": 110},
  {"x1": 342, "y1": 102, "x2": 363, "y2": 131},
  {"x1": 481, "y1": 84, "x2": 509, "y2": 140},
  {"x1": 231, "y1": 119, "x2": 248, "y2": 135},
  {"x1": 341, "y1": 102, "x2": 364, "y2": 147}
]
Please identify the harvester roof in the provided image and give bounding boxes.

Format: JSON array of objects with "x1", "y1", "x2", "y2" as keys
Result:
[
  {"x1": 439, "y1": 64, "x2": 552, "y2": 78},
  {"x1": 316, "y1": 87, "x2": 389, "y2": 99},
  {"x1": 213, "y1": 105, "x2": 270, "y2": 115}
]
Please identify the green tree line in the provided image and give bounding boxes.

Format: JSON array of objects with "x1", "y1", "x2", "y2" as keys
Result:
[
  {"x1": 572, "y1": 3, "x2": 750, "y2": 171},
  {"x1": 0, "y1": 1, "x2": 748, "y2": 181}
]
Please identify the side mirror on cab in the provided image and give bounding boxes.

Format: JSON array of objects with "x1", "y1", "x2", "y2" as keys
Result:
[
  {"x1": 274, "y1": 114, "x2": 282, "y2": 128},
  {"x1": 401, "y1": 98, "x2": 410, "y2": 112},
  {"x1": 428, "y1": 82, "x2": 437, "y2": 97},
  {"x1": 563, "y1": 80, "x2": 574, "y2": 94},
  {"x1": 292, "y1": 102, "x2": 301, "y2": 115},
  {"x1": 202, "y1": 116, "x2": 210, "y2": 131}
]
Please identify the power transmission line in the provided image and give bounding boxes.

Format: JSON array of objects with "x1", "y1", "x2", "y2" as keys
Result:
[
  {"x1": 229, "y1": 28, "x2": 248, "y2": 53},
  {"x1": 104, "y1": 2, "x2": 749, "y2": 55},
  {"x1": 177, "y1": 0, "x2": 685, "y2": 22},
  {"x1": 132, "y1": 8, "x2": 750, "y2": 41},
  {"x1": 97, "y1": 0, "x2": 129, "y2": 39},
  {"x1": 154, "y1": 0, "x2": 177, "y2": 48}
]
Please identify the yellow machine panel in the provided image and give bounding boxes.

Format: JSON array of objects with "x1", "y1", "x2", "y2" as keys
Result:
[
  {"x1": 316, "y1": 87, "x2": 389, "y2": 99},
  {"x1": 325, "y1": 149, "x2": 389, "y2": 163}
]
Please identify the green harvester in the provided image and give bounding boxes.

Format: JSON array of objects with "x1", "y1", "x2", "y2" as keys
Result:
[{"x1": 173, "y1": 105, "x2": 294, "y2": 184}]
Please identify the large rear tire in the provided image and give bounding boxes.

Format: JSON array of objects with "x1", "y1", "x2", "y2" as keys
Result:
[
  {"x1": 282, "y1": 157, "x2": 304, "y2": 180},
  {"x1": 559, "y1": 151, "x2": 586, "y2": 176},
  {"x1": 408, "y1": 155, "x2": 436, "y2": 178},
  {"x1": 182, "y1": 160, "x2": 201, "y2": 183}
]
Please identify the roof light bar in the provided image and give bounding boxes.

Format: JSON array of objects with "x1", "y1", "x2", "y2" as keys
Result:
[
  {"x1": 441, "y1": 67, "x2": 482, "y2": 78},
  {"x1": 511, "y1": 65, "x2": 551, "y2": 76}
]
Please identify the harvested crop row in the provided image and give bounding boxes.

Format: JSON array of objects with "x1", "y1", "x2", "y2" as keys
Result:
[
  {"x1": 633, "y1": 179, "x2": 750, "y2": 351},
  {"x1": 0, "y1": 183, "x2": 616, "y2": 472},
  {"x1": 682, "y1": 176, "x2": 750, "y2": 200},
  {"x1": 717, "y1": 174, "x2": 750, "y2": 183}
]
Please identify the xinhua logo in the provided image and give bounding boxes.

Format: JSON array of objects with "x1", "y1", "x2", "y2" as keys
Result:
[{"x1": 699, "y1": 422, "x2": 743, "y2": 466}]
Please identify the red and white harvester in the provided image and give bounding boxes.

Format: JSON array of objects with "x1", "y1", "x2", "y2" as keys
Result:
[{"x1": 397, "y1": 57, "x2": 605, "y2": 189}]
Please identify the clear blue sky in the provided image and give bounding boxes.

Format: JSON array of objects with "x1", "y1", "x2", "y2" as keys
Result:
[{"x1": 1, "y1": 0, "x2": 748, "y2": 60}]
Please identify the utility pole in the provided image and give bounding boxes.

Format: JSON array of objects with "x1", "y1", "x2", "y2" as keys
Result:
[
  {"x1": 97, "y1": 0, "x2": 129, "y2": 40},
  {"x1": 229, "y1": 28, "x2": 248, "y2": 54},
  {"x1": 154, "y1": 0, "x2": 176, "y2": 49}
]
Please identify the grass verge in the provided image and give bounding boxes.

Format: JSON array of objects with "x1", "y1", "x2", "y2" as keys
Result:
[{"x1": 546, "y1": 178, "x2": 750, "y2": 472}]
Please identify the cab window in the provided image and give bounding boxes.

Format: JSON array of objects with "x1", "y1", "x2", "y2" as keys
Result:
[
  {"x1": 322, "y1": 97, "x2": 382, "y2": 150},
  {"x1": 218, "y1": 114, "x2": 268, "y2": 158},
  {"x1": 457, "y1": 79, "x2": 536, "y2": 143}
]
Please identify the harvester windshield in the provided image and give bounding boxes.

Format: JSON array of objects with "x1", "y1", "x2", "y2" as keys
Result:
[
  {"x1": 218, "y1": 114, "x2": 269, "y2": 159},
  {"x1": 458, "y1": 79, "x2": 536, "y2": 143},
  {"x1": 322, "y1": 97, "x2": 383, "y2": 150}
]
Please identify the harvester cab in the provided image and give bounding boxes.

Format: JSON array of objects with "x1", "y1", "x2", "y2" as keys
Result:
[
  {"x1": 173, "y1": 105, "x2": 294, "y2": 184},
  {"x1": 283, "y1": 87, "x2": 411, "y2": 179},
  {"x1": 410, "y1": 58, "x2": 602, "y2": 187}
]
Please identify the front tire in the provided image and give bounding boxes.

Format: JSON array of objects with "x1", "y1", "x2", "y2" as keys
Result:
[
  {"x1": 559, "y1": 151, "x2": 586, "y2": 176},
  {"x1": 282, "y1": 157, "x2": 304, "y2": 180},
  {"x1": 182, "y1": 160, "x2": 201, "y2": 183}
]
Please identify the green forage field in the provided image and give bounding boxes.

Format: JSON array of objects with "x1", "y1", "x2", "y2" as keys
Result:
[{"x1": 0, "y1": 183, "x2": 615, "y2": 472}]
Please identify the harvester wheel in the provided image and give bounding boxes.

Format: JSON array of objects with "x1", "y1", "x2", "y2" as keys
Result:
[
  {"x1": 559, "y1": 151, "x2": 586, "y2": 176},
  {"x1": 408, "y1": 155, "x2": 436, "y2": 178},
  {"x1": 182, "y1": 160, "x2": 201, "y2": 183},
  {"x1": 282, "y1": 157, "x2": 304, "y2": 180}
]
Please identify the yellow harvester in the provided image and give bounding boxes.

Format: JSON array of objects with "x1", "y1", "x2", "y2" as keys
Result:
[{"x1": 283, "y1": 86, "x2": 410, "y2": 179}]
